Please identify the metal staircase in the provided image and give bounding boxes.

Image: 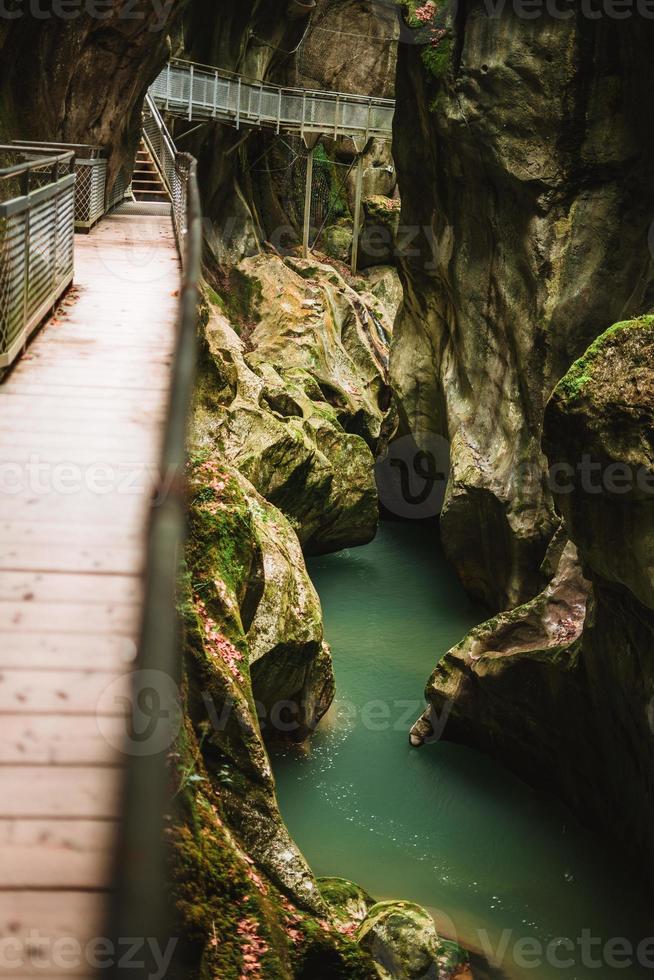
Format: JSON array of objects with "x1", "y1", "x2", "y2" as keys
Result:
[{"x1": 132, "y1": 138, "x2": 170, "y2": 202}]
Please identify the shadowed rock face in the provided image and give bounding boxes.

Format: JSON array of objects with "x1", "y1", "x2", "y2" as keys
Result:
[
  {"x1": 0, "y1": 2, "x2": 188, "y2": 186},
  {"x1": 391, "y1": 9, "x2": 654, "y2": 610},
  {"x1": 543, "y1": 316, "x2": 654, "y2": 887},
  {"x1": 416, "y1": 319, "x2": 654, "y2": 893}
]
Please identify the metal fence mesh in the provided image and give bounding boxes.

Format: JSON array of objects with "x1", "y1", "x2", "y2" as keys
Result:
[
  {"x1": 75, "y1": 159, "x2": 108, "y2": 229},
  {"x1": 0, "y1": 171, "x2": 75, "y2": 368},
  {"x1": 142, "y1": 95, "x2": 192, "y2": 266}
]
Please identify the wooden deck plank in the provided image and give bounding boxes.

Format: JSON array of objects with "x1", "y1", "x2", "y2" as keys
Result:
[
  {"x1": 0, "y1": 820, "x2": 117, "y2": 890},
  {"x1": 0, "y1": 717, "x2": 126, "y2": 765},
  {"x1": 0, "y1": 634, "x2": 137, "y2": 671},
  {"x1": 0, "y1": 767, "x2": 123, "y2": 819},
  {"x1": 0, "y1": 572, "x2": 140, "y2": 606},
  {"x1": 0, "y1": 600, "x2": 137, "y2": 633},
  {"x1": 0, "y1": 211, "x2": 179, "y2": 961},
  {"x1": 0, "y1": 545, "x2": 145, "y2": 576},
  {"x1": 0, "y1": 670, "x2": 130, "y2": 714}
]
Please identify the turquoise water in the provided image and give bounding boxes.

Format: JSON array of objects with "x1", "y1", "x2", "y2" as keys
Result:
[{"x1": 271, "y1": 521, "x2": 654, "y2": 979}]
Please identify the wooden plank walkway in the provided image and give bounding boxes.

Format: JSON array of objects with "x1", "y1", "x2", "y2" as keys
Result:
[{"x1": 0, "y1": 210, "x2": 180, "y2": 977}]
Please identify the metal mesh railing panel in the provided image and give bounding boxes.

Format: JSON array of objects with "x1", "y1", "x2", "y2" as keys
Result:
[
  {"x1": 0, "y1": 213, "x2": 27, "y2": 359},
  {"x1": 142, "y1": 95, "x2": 192, "y2": 266},
  {"x1": 0, "y1": 175, "x2": 75, "y2": 369},
  {"x1": 75, "y1": 159, "x2": 107, "y2": 228}
]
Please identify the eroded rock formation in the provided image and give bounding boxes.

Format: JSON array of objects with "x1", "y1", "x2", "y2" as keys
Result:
[
  {"x1": 194, "y1": 254, "x2": 398, "y2": 554},
  {"x1": 391, "y1": 7, "x2": 654, "y2": 610}
]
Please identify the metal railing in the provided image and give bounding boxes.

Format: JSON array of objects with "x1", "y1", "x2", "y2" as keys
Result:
[
  {"x1": 0, "y1": 146, "x2": 75, "y2": 371},
  {"x1": 142, "y1": 93, "x2": 195, "y2": 265},
  {"x1": 106, "y1": 104, "x2": 202, "y2": 977},
  {"x1": 12, "y1": 141, "x2": 111, "y2": 231},
  {"x1": 151, "y1": 58, "x2": 395, "y2": 142}
]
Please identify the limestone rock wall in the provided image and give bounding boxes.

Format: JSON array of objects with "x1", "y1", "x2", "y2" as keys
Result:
[{"x1": 391, "y1": 7, "x2": 654, "y2": 610}]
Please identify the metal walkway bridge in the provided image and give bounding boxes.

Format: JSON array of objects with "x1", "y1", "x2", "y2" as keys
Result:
[
  {"x1": 149, "y1": 58, "x2": 396, "y2": 272},
  {"x1": 0, "y1": 99, "x2": 200, "y2": 977},
  {"x1": 150, "y1": 58, "x2": 395, "y2": 143}
]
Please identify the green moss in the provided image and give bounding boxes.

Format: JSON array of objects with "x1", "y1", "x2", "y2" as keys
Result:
[
  {"x1": 187, "y1": 461, "x2": 255, "y2": 599},
  {"x1": 293, "y1": 920, "x2": 377, "y2": 980},
  {"x1": 313, "y1": 143, "x2": 351, "y2": 222},
  {"x1": 421, "y1": 36, "x2": 452, "y2": 79},
  {"x1": 396, "y1": 0, "x2": 451, "y2": 81},
  {"x1": 205, "y1": 266, "x2": 263, "y2": 338},
  {"x1": 168, "y1": 709, "x2": 293, "y2": 980},
  {"x1": 322, "y1": 220, "x2": 353, "y2": 263},
  {"x1": 555, "y1": 315, "x2": 654, "y2": 403}
]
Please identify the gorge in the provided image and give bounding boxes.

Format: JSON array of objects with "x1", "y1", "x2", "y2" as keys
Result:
[{"x1": 1, "y1": 2, "x2": 653, "y2": 979}]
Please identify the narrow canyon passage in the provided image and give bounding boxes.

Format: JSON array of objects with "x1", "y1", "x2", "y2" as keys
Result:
[{"x1": 272, "y1": 521, "x2": 653, "y2": 980}]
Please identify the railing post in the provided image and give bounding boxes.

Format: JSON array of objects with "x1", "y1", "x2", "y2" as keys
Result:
[
  {"x1": 22, "y1": 197, "x2": 30, "y2": 332},
  {"x1": 188, "y1": 63, "x2": 194, "y2": 122},
  {"x1": 276, "y1": 89, "x2": 282, "y2": 135},
  {"x1": 301, "y1": 90, "x2": 306, "y2": 142},
  {"x1": 213, "y1": 70, "x2": 218, "y2": 118},
  {"x1": 52, "y1": 174, "x2": 60, "y2": 291},
  {"x1": 366, "y1": 98, "x2": 372, "y2": 142},
  {"x1": 258, "y1": 83, "x2": 263, "y2": 125},
  {"x1": 166, "y1": 63, "x2": 171, "y2": 110},
  {"x1": 351, "y1": 153, "x2": 364, "y2": 275},
  {"x1": 334, "y1": 93, "x2": 340, "y2": 140},
  {"x1": 236, "y1": 76, "x2": 242, "y2": 130},
  {"x1": 302, "y1": 146, "x2": 314, "y2": 260}
]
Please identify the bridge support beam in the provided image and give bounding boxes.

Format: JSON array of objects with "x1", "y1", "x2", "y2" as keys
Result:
[
  {"x1": 351, "y1": 153, "x2": 364, "y2": 275},
  {"x1": 302, "y1": 147, "x2": 315, "y2": 260}
]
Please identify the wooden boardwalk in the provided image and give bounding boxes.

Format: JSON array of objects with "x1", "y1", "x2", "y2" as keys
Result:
[{"x1": 0, "y1": 210, "x2": 180, "y2": 976}]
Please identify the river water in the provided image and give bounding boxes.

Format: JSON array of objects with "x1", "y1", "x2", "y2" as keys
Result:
[{"x1": 271, "y1": 520, "x2": 653, "y2": 980}]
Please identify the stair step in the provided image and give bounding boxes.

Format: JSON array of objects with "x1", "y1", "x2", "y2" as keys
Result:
[{"x1": 133, "y1": 189, "x2": 170, "y2": 198}]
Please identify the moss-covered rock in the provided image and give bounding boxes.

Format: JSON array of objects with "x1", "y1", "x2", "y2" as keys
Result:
[
  {"x1": 410, "y1": 539, "x2": 591, "y2": 778},
  {"x1": 358, "y1": 901, "x2": 471, "y2": 980},
  {"x1": 413, "y1": 318, "x2": 654, "y2": 894},
  {"x1": 323, "y1": 220, "x2": 354, "y2": 264},
  {"x1": 542, "y1": 318, "x2": 654, "y2": 887},
  {"x1": 319, "y1": 878, "x2": 376, "y2": 932},
  {"x1": 196, "y1": 253, "x2": 399, "y2": 554},
  {"x1": 360, "y1": 195, "x2": 401, "y2": 268},
  {"x1": 174, "y1": 454, "x2": 379, "y2": 978}
]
